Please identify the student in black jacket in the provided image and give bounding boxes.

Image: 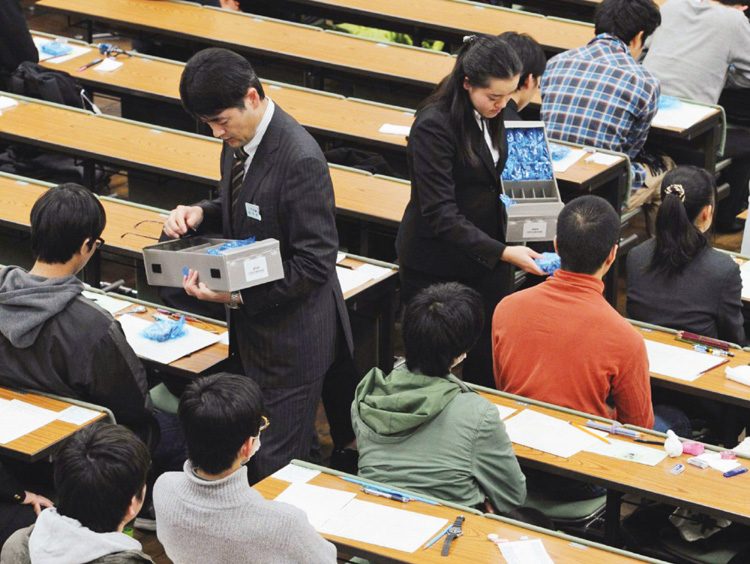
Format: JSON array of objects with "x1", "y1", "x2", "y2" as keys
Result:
[
  {"x1": 396, "y1": 34, "x2": 545, "y2": 387},
  {"x1": 0, "y1": 463, "x2": 52, "y2": 547},
  {"x1": 0, "y1": 0, "x2": 37, "y2": 90}
]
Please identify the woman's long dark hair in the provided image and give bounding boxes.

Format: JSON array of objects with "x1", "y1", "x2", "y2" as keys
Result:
[
  {"x1": 648, "y1": 166, "x2": 716, "y2": 276},
  {"x1": 418, "y1": 34, "x2": 522, "y2": 168}
]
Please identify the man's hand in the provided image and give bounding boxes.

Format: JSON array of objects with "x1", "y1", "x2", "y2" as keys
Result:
[
  {"x1": 23, "y1": 491, "x2": 54, "y2": 516},
  {"x1": 501, "y1": 246, "x2": 546, "y2": 276},
  {"x1": 183, "y1": 269, "x2": 232, "y2": 304},
  {"x1": 163, "y1": 205, "x2": 204, "y2": 239}
]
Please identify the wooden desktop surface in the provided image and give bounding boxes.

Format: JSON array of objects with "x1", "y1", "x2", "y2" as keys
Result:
[
  {"x1": 0, "y1": 387, "x2": 106, "y2": 461},
  {"x1": 279, "y1": 0, "x2": 595, "y2": 52},
  {"x1": 36, "y1": 0, "x2": 456, "y2": 88},
  {"x1": 480, "y1": 391, "x2": 750, "y2": 525},
  {"x1": 633, "y1": 323, "x2": 750, "y2": 409},
  {"x1": 254, "y1": 468, "x2": 660, "y2": 564}
]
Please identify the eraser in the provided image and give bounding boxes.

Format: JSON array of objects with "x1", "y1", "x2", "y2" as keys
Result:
[
  {"x1": 687, "y1": 457, "x2": 708, "y2": 469},
  {"x1": 670, "y1": 463, "x2": 685, "y2": 475},
  {"x1": 682, "y1": 442, "x2": 705, "y2": 456},
  {"x1": 721, "y1": 451, "x2": 737, "y2": 460}
]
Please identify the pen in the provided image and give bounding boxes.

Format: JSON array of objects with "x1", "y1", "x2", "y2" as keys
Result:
[
  {"x1": 361, "y1": 487, "x2": 410, "y2": 502},
  {"x1": 341, "y1": 476, "x2": 438, "y2": 505},
  {"x1": 570, "y1": 421, "x2": 610, "y2": 444},
  {"x1": 77, "y1": 58, "x2": 103, "y2": 72},
  {"x1": 634, "y1": 438, "x2": 664, "y2": 445},
  {"x1": 423, "y1": 525, "x2": 451, "y2": 550},
  {"x1": 586, "y1": 420, "x2": 641, "y2": 438}
]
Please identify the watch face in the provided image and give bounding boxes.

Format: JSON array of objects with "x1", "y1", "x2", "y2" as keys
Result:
[{"x1": 448, "y1": 526, "x2": 463, "y2": 536}]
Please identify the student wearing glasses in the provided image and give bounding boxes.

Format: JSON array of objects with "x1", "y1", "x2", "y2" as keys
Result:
[{"x1": 154, "y1": 373, "x2": 336, "y2": 564}]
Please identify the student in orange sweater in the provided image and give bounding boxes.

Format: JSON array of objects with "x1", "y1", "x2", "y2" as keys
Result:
[{"x1": 493, "y1": 196, "x2": 689, "y2": 435}]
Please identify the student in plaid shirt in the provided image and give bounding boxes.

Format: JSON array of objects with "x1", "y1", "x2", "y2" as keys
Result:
[{"x1": 541, "y1": 0, "x2": 671, "y2": 234}]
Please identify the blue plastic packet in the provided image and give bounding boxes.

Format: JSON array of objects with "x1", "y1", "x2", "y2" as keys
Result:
[
  {"x1": 499, "y1": 194, "x2": 517, "y2": 208},
  {"x1": 549, "y1": 143, "x2": 572, "y2": 162},
  {"x1": 140, "y1": 315, "x2": 187, "y2": 342},
  {"x1": 659, "y1": 96, "x2": 683, "y2": 111},
  {"x1": 502, "y1": 127, "x2": 554, "y2": 182},
  {"x1": 534, "y1": 252, "x2": 561, "y2": 275},
  {"x1": 206, "y1": 236, "x2": 256, "y2": 255},
  {"x1": 41, "y1": 40, "x2": 73, "y2": 56}
]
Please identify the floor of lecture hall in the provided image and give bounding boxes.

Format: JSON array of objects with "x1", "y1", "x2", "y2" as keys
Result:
[{"x1": 18, "y1": 2, "x2": 745, "y2": 561}]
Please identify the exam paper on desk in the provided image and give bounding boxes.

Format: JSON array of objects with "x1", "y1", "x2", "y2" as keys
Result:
[
  {"x1": 497, "y1": 539, "x2": 555, "y2": 564},
  {"x1": 644, "y1": 340, "x2": 725, "y2": 382},
  {"x1": 118, "y1": 314, "x2": 222, "y2": 365},
  {"x1": 650, "y1": 102, "x2": 716, "y2": 130},
  {"x1": 496, "y1": 404, "x2": 517, "y2": 420},
  {"x1": 584, "y1": 437, "x2": 668, "y2": 466},
  {"x1": 273, "y1": 483, "x2": 356, "y2": 529},
  {"x1": 503, "y1": 409, "x2": 608, "y2": 458},
  {"x1": 336, "y1": 264, "x2": 392, "y2": 294},
  {"x1": 270, "y1": 464, "x2": 321, "y2": 484},
  {"x1": 0, "y1": 399, "x2": 59, "y2": 445},
  {"x1": 81, "y1": 290, "x2": 133, "y2": 315},
  {"x1": 739, "y1": 261, "x2": 750, "y2": 300}
]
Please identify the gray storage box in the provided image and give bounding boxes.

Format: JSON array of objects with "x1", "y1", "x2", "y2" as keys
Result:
[
  {"x1": 143, "y1": 237, "x2": 283, "y2": 292},
  {"x1": 501, "y1": 121, "x2": 564, "y2": 242}
]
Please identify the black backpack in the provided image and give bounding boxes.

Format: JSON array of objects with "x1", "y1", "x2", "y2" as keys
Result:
[{"x1": 9, "y1": 61, "x2": 94, "y2": 110}]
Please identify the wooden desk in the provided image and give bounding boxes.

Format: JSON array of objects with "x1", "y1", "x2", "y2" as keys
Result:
[
  {"x1": 0, "y1": 387, "x2": 106, "y2": 462},
  {"x1": 254, "y1": 462, "x2": 669, "y2": 564},
  {"x1": 274, "y1": 0, "x2": 596, "y2": 53},
  {"x1": 477, "y1": 388, "x2": 750, "y2": 533},
  {"x1": 36, "y1": 0, "x2": 456, "y2": 90}
]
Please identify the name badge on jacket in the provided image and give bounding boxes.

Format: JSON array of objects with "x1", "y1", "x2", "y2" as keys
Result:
[{"x1": 245, "y1": 202, "x2": 262, "y2": 221}]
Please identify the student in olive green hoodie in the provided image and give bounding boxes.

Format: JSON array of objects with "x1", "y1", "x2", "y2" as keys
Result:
[{"x1": 351, "y1": 282, "x2": 526, "y2": 513}]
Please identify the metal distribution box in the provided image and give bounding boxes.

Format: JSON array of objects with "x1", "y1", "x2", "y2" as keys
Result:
[
  {"x1": 143, "y1": 237, "x2": 283, "y2": 293},
  {"x1": 501, "y1": 121, "x2": 565, "y2": 242}
]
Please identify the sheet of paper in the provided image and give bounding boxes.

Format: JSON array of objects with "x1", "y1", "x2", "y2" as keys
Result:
[
  {"x1": 496, "y1": 404, "x2": 517, "y2": 420},
  {"x1": 270, "y1": 464, "x2": 321, "y2": 484},
  {"x1": 379, "y1": 123, "x2": 411, "y2": 136},
  {"x1": 319, "y1": 499, "x2": 448, "y2": 553},
  {"x1": 550, "y1": 147, "x2": 586, "y2": 173},
  {"x1": 55, "y1": 405, "x2": 102, "y2": 426},
  {"x1": 587, "y1": 153, "x2": 622, "y2": 166},
  {"x1": 739, "y1": 261, "x2": 750, "y2": 299},
  {"x1": 33, "y1": 37, "x2": 91, "y2": 63},
  {"x1": 651, "y1": 102, "x2": 717, "y2": 130},
  {"x1": 218, "y1": 331, "x2": 230, "y2": 345},
  {"x1": 354, "y1": 263, "x2": 392, "y2": 280},
  {"x1": 118, "y1": 315, "x2": 222, "y2": 365},
  {"x1": 81, "y1": 290, "x2": 133, "y2": 315},
  {"x1": 645, "y1": 340, "x2": 725, "y2": 382},
  {"x1": 273, "y1": 483, "x2": 356, "y2": 529},
  {"x1": 336, "y1": 252, "x2": 346, "y2": 264},
  {"x1": 497, "y1": 539, "x2": 555, "y2": 564},
  {"x1": 336, "y1": 266, "x2": 378, "y2": 294},
  {"x1": 584, "y1": 437, "x2": 668, "y2": 466},
  {"x1": 94, "y1": 57, "x2": 123, "y2": 72},
  {"x1": 504, "y1": 409, "x2": 608, "y2": 458},
  {"x1": 0, "y1": 400, "x2": 60, "y2": 445},
  {"x1": 695, "y1": 452, "x2": 741, "y2": 473},
  {"x1": 0, "y1": 96, "x2": 19, "y2": 111}
]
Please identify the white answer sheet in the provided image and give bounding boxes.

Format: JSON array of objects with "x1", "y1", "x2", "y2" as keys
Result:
[
  {"x1": 336, "y1": 264, "x2": 392, "y2": 294},
  {"x1": 644, "y1": 340, "x2": 725, "y2": 382},
  {"x1": 651, "y1": 102, "x2": 717, "y2": 130},
  {"x1": 81, "y1": 290, "x2": 133, "y2": 315},
  {"x1": 118, "y1": 315, "x2": 222, "y2": 364},
  {"x1": 497, "y1": 539, "x2": 555, "y2": 564},
  {"x1": 496, "y1": 404, "x2": 517, "y2": 421},
  {"x1": 503, "y1": 409, "x2": 608, "y2": 458},
  {"x1": 0, "y1": 399, "x2": 59, "y2": 445},
  {"x1": 274, "y1": 483, "x2": 356, "y2": 529},
  {"x1": 270, "y1": 464, "x2": 320, "y2": 484}
]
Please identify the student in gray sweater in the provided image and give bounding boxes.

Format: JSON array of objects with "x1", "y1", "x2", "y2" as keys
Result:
[{"x1": 153, "y1": 373, "x2": 337, "y2": 564}]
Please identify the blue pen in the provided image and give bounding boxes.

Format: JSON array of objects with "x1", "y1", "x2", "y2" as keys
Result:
[
  {"x1": 422, "y1": 524, "x2": 452, "y2": 550},
  {"x1": 362, "y1": 487, "x2": 410, "y2": 502},
  {"x1": 341, "y1": 476, "x2": 438, "y2": 505}
]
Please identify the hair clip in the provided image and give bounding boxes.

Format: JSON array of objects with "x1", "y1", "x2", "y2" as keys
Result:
[
  {"x1": 463, "y1": 35, "x2": 478, "y2": 44},
  {"x1": 664, "y1": 183, "x2": 686, "y2": 202}
]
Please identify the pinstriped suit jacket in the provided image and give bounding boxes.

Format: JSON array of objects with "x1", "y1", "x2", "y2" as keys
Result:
[{"x1": 197, "y1": 105, "x2": 353, "y2": 388}]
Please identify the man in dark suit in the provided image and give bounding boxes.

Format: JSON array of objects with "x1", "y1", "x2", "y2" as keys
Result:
[{"x1": 163, "y1": 48, "x2": 353, "y2": 482}]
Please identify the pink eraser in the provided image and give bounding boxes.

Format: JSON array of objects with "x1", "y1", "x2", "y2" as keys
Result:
[
  {"x1": 682, "y1": 442, "x2": 705, "y2": 455},
  {"x1": 721, "y1": 451, "x2": 737, "y2": 460}
]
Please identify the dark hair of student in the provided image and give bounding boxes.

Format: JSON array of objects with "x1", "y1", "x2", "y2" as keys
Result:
[
  {"x1": 54, "y1": 423, "x2": 150, "y2": 534},
  {"x1": 403, "y1": 282, "x2": 484, "y2": 377},
  {"x1": 418, "y1": 34, "x2": 522, "y2": 168},
  {"x1": 30, "y1": 183, "x2": 106, "y2": 264},
  {"x1": 497, "y1": 32, "x2": 546, "y2": 88},
  {"x1": 179, "y1": 372, "x2": 265, "y2": 475},
  {"x1": 594, "y1": 0, "x2": 662, "y2": 44},
  {"x1": 556, "y1": 195, "x2": 620, "y2": 275},
  {"x1": 179, "y1": 47, "x2": 265, "y2": 119},
  {"x1": 648, "y1": 166, "x2": 716, "y2": 276}
]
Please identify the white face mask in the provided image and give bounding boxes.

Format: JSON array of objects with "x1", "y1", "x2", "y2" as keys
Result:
[{"x1": 250, "y1": 435, "x2": 261, "y2": 457}]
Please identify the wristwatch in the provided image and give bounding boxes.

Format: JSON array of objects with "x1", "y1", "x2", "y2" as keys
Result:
[
  {"x1": 441, "y1": 515, "x2": 464, "y2": 556},
  {"x1": 227, "y1": 291, "x2": 242, "y2": 309}
]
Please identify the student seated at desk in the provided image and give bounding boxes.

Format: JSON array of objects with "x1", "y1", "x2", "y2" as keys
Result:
[
  {"x1": 1, "y1": 423, "x2": 154, "y2": 563},
  {"x1": 628, "y1": 166, "x2": 746, "y2": 345},
  {"x1": 153, "y1": 373, "x2": 336, "y2": 564},
  {"x1": 498, "y1": 32, "x2": 546, "y2": 122},
  {"x1": 352, "y1": 283, "x2": 527, "y2": 513}
]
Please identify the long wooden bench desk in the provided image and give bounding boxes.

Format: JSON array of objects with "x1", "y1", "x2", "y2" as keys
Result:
[
  {"x1": 36, "y1": 0, "x2": 456, "y2": 91},
  {"x1": 475, "y1": 387, "x2": 750, "y2": 543},
  {"x1": 254, "y1": 461, "x2": 670, "y2": 564}
]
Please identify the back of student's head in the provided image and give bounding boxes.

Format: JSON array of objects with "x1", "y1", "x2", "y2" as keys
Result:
[
  {"x1": 179, "y1": 372, "x2": 264, "y2": 475},
  {"x1": 403, "y1": 282, "x2": 484, "y2": 377},
  {"x1": 497, "y1": 32, "x2": 546, "y2": 87},
  {"x1": 649, "y1": 166, "x2": 716, "y2": 276},
  {"x1": 54, "y1": 423, "x2": 150, "y2": 533},
  {"x1": 180, "y1": 47, "x2": 265, "y2": 118},
  {"x1": 594, "y1": 0, "x2": 662, "y2": 44},
  {"x1": 30, "y1": 183, "x2": 106, "y2": 264},
  {"x1": 557, "y1": 195, "x2": 620, "y2": 275}
]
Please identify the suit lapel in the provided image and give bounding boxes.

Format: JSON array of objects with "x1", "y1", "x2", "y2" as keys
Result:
[
  {"x1": 240, "y1": 107, "x2": 283, "y2": 204},
  {"x1": 475, "y1": 124, "x2": 499, "y2": 181}
]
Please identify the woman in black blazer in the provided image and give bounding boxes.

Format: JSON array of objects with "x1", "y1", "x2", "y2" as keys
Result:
[{"x1": 396, "y1": 35, "x2": 545, "y2": 387}]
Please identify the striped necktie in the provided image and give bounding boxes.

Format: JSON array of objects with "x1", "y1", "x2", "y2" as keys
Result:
[{"x1": 231, "y1": 146, "x2": 249, "y2": 210}]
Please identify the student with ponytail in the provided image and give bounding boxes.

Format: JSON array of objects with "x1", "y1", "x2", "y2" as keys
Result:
[
  {"x1": 627, "y1": 166, "x2": 745, "y2": 345},
  {"x1": 396, "y1": 34, "x2": 545, "y2": 387}
]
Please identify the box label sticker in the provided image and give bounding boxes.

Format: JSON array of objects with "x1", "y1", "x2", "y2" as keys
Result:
[
  {"x1": 244, "y1": 256, "x2": 269, "y2": 282},
  {"x1": 522, "y1": 221, "x2": 547, "y2": 238}
]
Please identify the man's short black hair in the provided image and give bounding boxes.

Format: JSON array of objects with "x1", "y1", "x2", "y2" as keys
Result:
[
  {"x1": 595, "y1": 0, "x2": 662, "y2": 45},
  {"x1": 54, "y1": 423, "x2": 150, "y2": 533},
  {"x1": 556, "y1": 195, "x2": 620, "y2": 275},
  {"x1": 403, "y1": 282, "x2": 484, "y2": 377},
  {"x1": 498, "y1": 32, "x2": 546, "y2": 87},
  {"x1": 179, "y1": 48, "x2": 265, "y2": 118},
  {"x1": 30, "y1": 183, "x2": 106, "y2": 264},
  {"x1": 179, "y1": 372, "x2": 264, "y2": 475}
]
